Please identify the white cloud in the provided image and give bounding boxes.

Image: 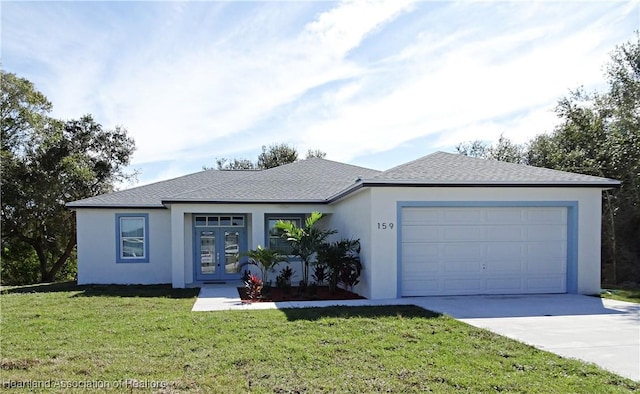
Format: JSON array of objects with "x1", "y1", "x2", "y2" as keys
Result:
[
  {"x1": 287, "y1": 1, "x2": 637, "y2": 162},
  {"x1": 86, "y1": 0, "x2": 414, "y2": 165},
  {"x1": 2, "y1": 0, "x2": 637, "y2": 184}
]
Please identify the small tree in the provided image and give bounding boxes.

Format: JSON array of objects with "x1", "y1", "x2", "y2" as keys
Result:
[
  {"x1": 1, "y1": 70, "x2": 136, "y2": 284},
  {"x1": 318, "y1": 238, "x2": 362, "y2": 292},
  {"x1": 210, "y1": 158, "x2": 256, "y2": 170},
  {"x1": 275, "y1": 211, "x2": 336, "y2": 286},
  {"x1": 240, "y1": 245, "x2": 288, "y2": 285},
  {"x1": 257, "y1": 143, "x2": 298, "y2": 169},
  {"x1": 305, "y1": 149, "x2": 327, "y2": 159}
]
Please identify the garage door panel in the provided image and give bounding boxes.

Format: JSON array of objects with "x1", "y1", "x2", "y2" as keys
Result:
[
  {"x1": 402, "y1": 226, "x2": 440, "y2": 242},
  {"x1": 485, "y1": 260, "x2": 523, "y2": 273},
  {"x1": 402, "y1": 279, "x2": 439, "y2": 295},
  {"x1": 526, "y1": 208, "x2": 567, "y2": 224},
  {"x1": 402, "y1": 208, "x2": 439, "y2": 224},
  {"x1": 527, "y1": 258, "x2": 567, "y2": 274},
  {"x1": 527, "y1": 242, "x2": 566, "y2": 260},
  {"x1": 443, "y1": 226, "x2": 484, "y2": 241},
  {"x1": 402, "y1": 243, "x2": 439, "y2": 259},
  {"x1": 485, "y1": 208, "x2": 525, "y2": 224},
  {"x1": 527, "y1": 225, "x2": 567, "y2": 241},
  {"x1": 443, "y1": 208, "x2": 484, "y2": 223},
  {"x1": 486, "y1": 226, "x2": 526, "y2": 241},
  {"x1": 486, "y1": 277, "x2": 524, "y2": 292},
  {"x1": 403, "y1": 261, "x2": 439, "y2": 274},
  {"x1": 444, "y1": 260, "x2": 482, "y2": 273},
  {"x1": 401, "y1": 206, "x2": 568, "y2": 296},
  {"x1": 526, "y1": 276, "x2": 566, "y2": 293},
  {"x1": 443, "y1": 279, "x2": 483, "y2": 293},
  {"x1": 444, "y1": 244, "x2": 482, "y2": 259},
  {"x1": 486, "y1": 243, "x2": 524, "y2": 259}
]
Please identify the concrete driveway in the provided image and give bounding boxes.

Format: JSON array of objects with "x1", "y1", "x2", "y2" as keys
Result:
[{"x1": 409, "y1": 294, "x2": 639, "y2": 381}]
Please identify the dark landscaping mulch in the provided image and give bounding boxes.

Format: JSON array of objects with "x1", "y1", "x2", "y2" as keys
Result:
[{"x1": 237, "y1": 286, "x2": 365, "y2": 303}]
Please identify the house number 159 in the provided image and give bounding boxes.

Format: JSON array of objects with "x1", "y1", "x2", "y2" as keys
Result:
[{"x1": 377, "y1": 222, "x2": 394, "y2": 230}]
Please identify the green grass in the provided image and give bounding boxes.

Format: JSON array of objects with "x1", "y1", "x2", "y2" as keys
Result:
[
  {"x1": 600, "y1": 286, "x2": 640, "y2": 303},
  {"x1": 1, "y1": 283, "x2": 638, "y2": 393}
]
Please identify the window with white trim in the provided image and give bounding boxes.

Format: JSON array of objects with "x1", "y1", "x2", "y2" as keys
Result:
[
  {"x1": 116, "y1": 214, "x2": 149, "y2": 263},
  {"x1": 265, "y1": 215, "x2": 304, "y2": 256}
]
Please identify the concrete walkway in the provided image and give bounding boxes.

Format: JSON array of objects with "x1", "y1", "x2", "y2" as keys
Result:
[{"x1": 192, "y1": 286, "x2": 639, "y2": 381}]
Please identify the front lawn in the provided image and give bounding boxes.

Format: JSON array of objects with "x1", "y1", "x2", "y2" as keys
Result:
[
  {"x1": 1, "y1": 283, "x2": 637, "y2": 392},
  {"x1": 600, "y1": 286, "x2": 640, "y2": 304}
]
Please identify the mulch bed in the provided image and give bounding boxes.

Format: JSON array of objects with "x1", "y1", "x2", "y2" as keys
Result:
[{"x1": 237, "y1": 286, "x2": 365, "y2": 303}]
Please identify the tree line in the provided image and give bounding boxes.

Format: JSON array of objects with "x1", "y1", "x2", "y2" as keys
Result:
[{"x1": 209, "y1": 143, "x2": 326, "y2": 170}]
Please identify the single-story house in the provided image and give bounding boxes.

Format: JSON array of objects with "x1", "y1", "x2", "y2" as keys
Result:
[{"x1": 67, "y1": 151, "x2": 620, "y2": 299}]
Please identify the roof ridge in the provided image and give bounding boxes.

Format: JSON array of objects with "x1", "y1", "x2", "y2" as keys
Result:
[
  {"x1": 372, "y1": 151, "x2": 445, "y2": 179},
  {"x1": 446, "y1": 152, "x2": 619, "y2": 181},
  {"x1": 167, "y1": 170, "x2": 261, "y2": 199},
  {"x1": 262, "y1": 157, "x2": 381, "y2": 174}
]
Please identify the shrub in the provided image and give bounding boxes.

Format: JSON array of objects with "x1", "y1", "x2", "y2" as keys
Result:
[
  {"x1": 312, "y1": 264, "x2": 328, "y2": 285},
  {"x1": 276, "y1": 266, "x2": 295, "y2": 290},
  {"x1": 244, "y1": 274, "x2": 263, "y2": 301},
  {"x1": 318, "y1": 239, "x2": 362, "y2": 293}
]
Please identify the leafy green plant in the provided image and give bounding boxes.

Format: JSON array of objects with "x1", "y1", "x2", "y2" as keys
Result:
[
  {"x1": 312, "y1": 264, "x2": 328, "y2": 285},
  {"x1": 340, "y1": 264, "x2": 362, "y2": 292},
  {"x1": 276, "y1": 266, "x2": 295, "y2": 290},
  {"x1": 318, "y1": 238, "x2": 362, "y2": 292},
  {"x1": 240, "y1": 245, "x2": 287, "y2": 285},
  {"x1": 275, "y1": 211, "x2": 336, "y2": 286}
]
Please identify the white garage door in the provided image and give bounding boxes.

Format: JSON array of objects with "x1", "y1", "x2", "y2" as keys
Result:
[{"x1": 401, "y1": 206, "x2": 568, "y2": 296}]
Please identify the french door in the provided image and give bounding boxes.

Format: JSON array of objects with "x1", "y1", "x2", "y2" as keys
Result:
[{"x1": 195, "y1": 227, "x2": 245, "y2": 281}]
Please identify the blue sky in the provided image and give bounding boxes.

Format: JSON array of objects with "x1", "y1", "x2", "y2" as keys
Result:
[{"x1": 2, "y1": 1, "x2": 638, "y2": 187}]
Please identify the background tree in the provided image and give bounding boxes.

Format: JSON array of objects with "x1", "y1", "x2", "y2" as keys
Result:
[
  {"x1": 211, "y1": 157, "x2": 256, "y2": 170},
  {"x1": 305, "y1": 149, "x2": 327, "y2": 159},
  {"x1": 456, "y1": 134, "x2": 525, "y2": 163},
  {"x1": 257, "y1": 143, "x2": 298, "y2": 169},
  {"x1": 206, "y1": 143, "x2": 327, "y2": 170},
  {"x1": 1, "y1": 70, "x2": 136, "y2": 284}
]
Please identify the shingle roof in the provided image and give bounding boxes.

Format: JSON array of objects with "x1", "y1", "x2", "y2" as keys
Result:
[
  {"x1": 67, "y1": 152, "x2": 620, "y2": 208},
  {"x1": 368, "y1": 151, "x2": 621, "y2": 186},
  {"x1": 163, "y1": 158, "x2": 381, "y2": 203},
  {"x1": 67, "y1": 158, "x2": 380, "y2": 208}
]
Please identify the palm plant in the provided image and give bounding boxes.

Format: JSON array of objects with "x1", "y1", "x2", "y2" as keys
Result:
[
  {"x1": 240, "y1": 245, "x2": 288, "y2": 285},
  {"x1": 274, "y1": 211, "x2": 336, "y2": 286},
  {"x1": 317, "y1": 238, "x2": 362, "y2": 292}
]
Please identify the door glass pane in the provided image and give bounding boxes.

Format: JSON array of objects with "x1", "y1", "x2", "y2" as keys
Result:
[
  {"x1": 200, "y1": 233, "x2": 216, "y2": 274},
  {"x1": 195, "y1": 216, "x2": 206, "y2": 226},
  {"x1": 232, "y1": 216, "x2": 244, "y2": 226},
  {"x1": 224, "y1": 231, "x2": 240, "y2": 274},
  {"x1": 207, "y1": 216, "x2": 219, "y2": 226},
  {"x1": 219, "y1": 216, "x2": 231, "y2": 226}
]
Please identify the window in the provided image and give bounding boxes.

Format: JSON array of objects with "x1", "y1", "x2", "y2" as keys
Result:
[
  {"x1": 116, "y1": 214, "x2": 149, "y2": 263},
  {"x1": 194, "y1": 215, "x2": 244, "y2": 227},
  {"x1": 265, "y1": 215, "x2": 304, "y2": 256}
]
